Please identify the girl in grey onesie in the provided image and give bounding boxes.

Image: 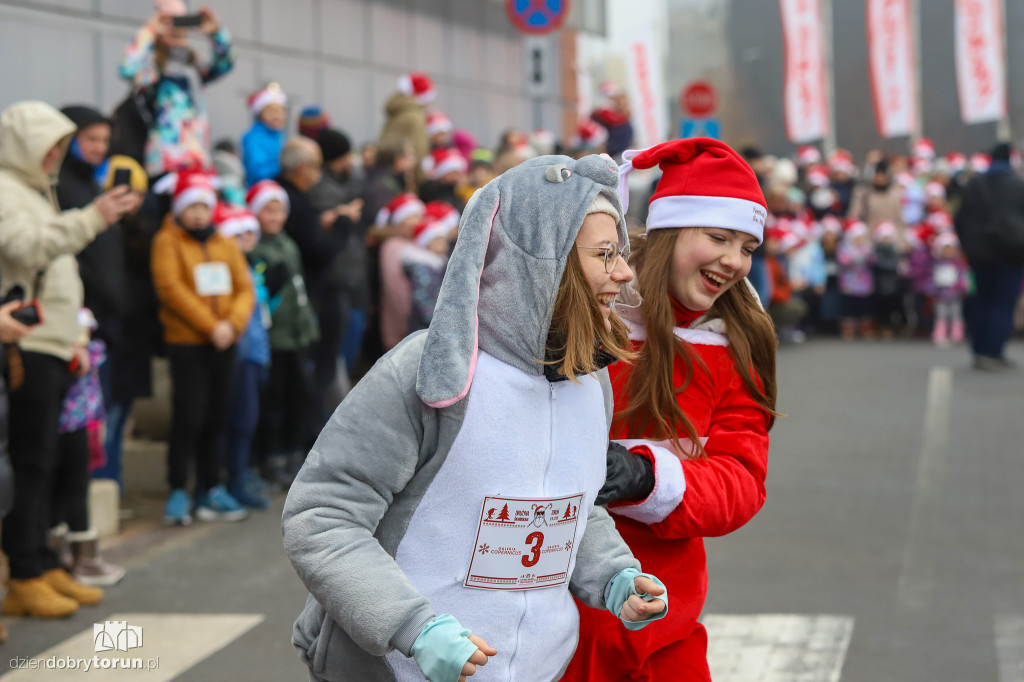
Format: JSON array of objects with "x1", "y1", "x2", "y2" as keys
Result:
[{"x1": 283, "y1": 154, "x2": 669, "y2": 682}]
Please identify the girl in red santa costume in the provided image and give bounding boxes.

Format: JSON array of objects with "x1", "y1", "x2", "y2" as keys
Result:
[{"x1": 563, "y1": 137, "x2": 779, "y2": 681}]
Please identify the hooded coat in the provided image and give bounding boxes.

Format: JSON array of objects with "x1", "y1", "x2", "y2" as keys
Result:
[
  {"x1": 283, "y1": 155, "x2": 647, "y2": 681},
  {"x1": 0, "y1": 102, "x2": 109, "y2": 361}
]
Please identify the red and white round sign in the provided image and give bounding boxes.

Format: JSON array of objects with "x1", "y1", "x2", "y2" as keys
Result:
[{"x1": 680, "y1": 80, "x2": 718, "y2": 117}]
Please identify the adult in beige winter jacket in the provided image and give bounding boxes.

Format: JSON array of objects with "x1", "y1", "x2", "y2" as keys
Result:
[
  {"x1": 0, "y1": 101, "x2": 135, "y2": 619},
  {"x1": 379, "y1": 92, "x2": 429, "y2": 184}
]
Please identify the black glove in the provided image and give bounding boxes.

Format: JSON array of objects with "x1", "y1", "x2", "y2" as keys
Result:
[
  {"x1": 263, "y1": 262, "x2": 290, "y2": 297},
  {"x1": 595, "y1": 442, "x2": 655, "y2": 506}
]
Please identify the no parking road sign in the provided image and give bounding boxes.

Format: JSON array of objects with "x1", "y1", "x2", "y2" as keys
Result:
[{"x1": 507, "y1": 0, "x2": 570, "y2": 35}]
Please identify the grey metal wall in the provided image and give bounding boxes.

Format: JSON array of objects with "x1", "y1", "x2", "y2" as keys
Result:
[
  {"x1": 0, "y1": 0, "x2": 570, "y2": 149},
  {"x1": 720, "y1": 0, "x2": 1024, "y2": 159}
]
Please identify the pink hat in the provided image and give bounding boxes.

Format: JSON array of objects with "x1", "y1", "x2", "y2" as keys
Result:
[
  {"x1": 398, "y1": 72, "x2": 435, "y2": 104},
  {"x1": 422, "y1": 147, "x2": 468, "y2": 180},
  {"x1": 214, "y1": 203, "x2": 260, "y2": 239},
  {"x1": 375, "y1": 192, "x2": 425, "y2": 226},
  {"x1": 246, "y1": 180, "x2": 290, "y2": 216},
  {"x1": 574, "y1": 119, "x2": 608, "y2": 149},
  {"x1": 424, "y1": 200, "x2": 459, "y2": 232},
  {"x1": 426, "y1": 112, "x2": 452, "y2": 137},
  {"x1": 412, "y1": 219, "x2": 450, "y2": 250},
  {"x1": 171, "y1": 171, "x2": 217, "y2": 217},
  {"x1": 247, "y1": 83, "x2": 287, "y2": 117},
  {"x1": 912, "y1": 137, "x2": 935, "y2": 160},
  {"x1": 797, "y1": 145, "x2": 822, "y2": 167},
  {"x1": 617, "y1": 137, "x2": 768, "y2": 243}
]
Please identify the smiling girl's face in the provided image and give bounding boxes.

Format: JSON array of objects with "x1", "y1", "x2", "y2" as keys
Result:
[{"x1": 669, "y1": 227, "x2": 758, "y2": 311}]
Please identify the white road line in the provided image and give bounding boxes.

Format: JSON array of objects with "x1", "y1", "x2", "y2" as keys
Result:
[
  {"x1": 996, "y1": 615, "x2": 1024, "y2": 682},
  {"x1": 4, "y1": 612, "x2": 264, "y2": 681},
  {"x1": 897, "y1": 366, "x2": 953, "y2": 610},
  {"x1": 703, "y1": 614, "x2": 854, "y2": 682}
]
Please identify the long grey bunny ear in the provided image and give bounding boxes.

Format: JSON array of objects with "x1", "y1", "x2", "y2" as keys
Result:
[{"x1": 416, "y1": 184, "x2": 501, "y2": 407}]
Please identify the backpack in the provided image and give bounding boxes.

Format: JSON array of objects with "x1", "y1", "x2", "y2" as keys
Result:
[{"x1": 109, "y1": 86, "x2": 156, "y2": 166}]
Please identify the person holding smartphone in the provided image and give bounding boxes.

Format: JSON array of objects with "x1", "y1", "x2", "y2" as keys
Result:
[
  {"x1": 0, "y1": 101, "x2": 136, "y2": 618},
  {"x1": 118, "y1": 0, "x2": 234, "y2": 178}
]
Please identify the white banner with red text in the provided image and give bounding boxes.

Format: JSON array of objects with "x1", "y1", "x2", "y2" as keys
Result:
[
  {"x1": 866, "y1": 0, "x2": 917, "y2": 138},
  {"x1": 779, "y1": 0, "x2": 830, "y2": 144},
  {"x1": 624, "y1": 27, "x2": 668, "y2": 148},
  {"x1": 955, "y1": 0, "x2": 1007, "y2": 124}
]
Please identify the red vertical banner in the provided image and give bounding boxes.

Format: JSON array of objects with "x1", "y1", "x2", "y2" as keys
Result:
[
  {"x1": 955, "y1": 0, "x2": 1007, "y2": 124},
  {"x1": 779, "y1": 0, "x2": 830, "y2": 144},
  {"x1": 866, "y1": 0, "x2": 918, "y2": 138}
]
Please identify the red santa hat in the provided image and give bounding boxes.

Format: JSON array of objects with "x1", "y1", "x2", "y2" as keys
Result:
[
  {"x1": 422, "y1": 147, "x2": 468, "y2": 180},
  {"x1": 924, "y1": 181, "x2": 946, "y2": 200},
  {"x1": 246, "y1": 179, "x2": 290, "y2": 216},
  {"x1": 397, "y1": 72, "x2": 435, "y2": 104},
  {"x1": 805, "y1": 163, "x2": 831, "y2": 188},
  {"x1": 412, "y1": 219, "x2": 450, "y2": 250},
  {"x1": 945, "y1": 152, "x2": 967, "y2": 172},
  {"x1": 426, "y1": 111, "x2": 452, "y2": 138},
  {"x1": 617, "y1": 137, "x2": 768, "y2": 243},
  {"x1": 574, "y1": 119, "x2": 608, "y2": 149},
  {"x1": 912, "y1": 137, "x2": 936, "y2": 160},
  {"x1": 214, "y1": 203, "x2": 260, "y2": 239},
  {"x1": 248, "y1": 83, "x2": 287, "y2": 117},
  {"x1": 844, "y1": 220, "x2": 870, "y2": 241},
  {"x1": 796, "y1": 145, "x2": 822, "y2": 167},
  {"x1": 873, "y1": 220, "x2": 897, "y2": 242},
  {"x1": 424, "y1": 200, "x2": 460, "y2": 232},
  {"x1": 912, "y1": 157, "x2": 933, "y2": 175},
  {"x1": 375, "y1": 192, "x2": 425, "y2": 226},
  {"x1": 970, "y1": 153, "x2": 991, "y2": 173},
  {"x1": 827, "y1": 149, "x2": 856, "y2": 175},
  {"x1": 925, "y1": 210, "x2": 953, "y2": 233},
  {"x1": 170, "y1": 170, "x2": 217, "y2": 217},
  {"x1": 820, "y1": 215, "x2": 843, "y2": 237}
]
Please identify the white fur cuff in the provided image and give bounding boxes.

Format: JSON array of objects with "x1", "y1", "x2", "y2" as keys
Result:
[{"x1": 608, "y1": 440, "x2": 686, "y2": 525}]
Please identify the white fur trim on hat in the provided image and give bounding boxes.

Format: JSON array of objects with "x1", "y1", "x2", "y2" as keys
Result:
[
  {"x1": 172, "y1": 187, "x2": 216, "y2": 217},
  {"x1": 646, "y1": 194, "x2": 766, "y2": 243},
  {"x1": 217, "y1": 215, "x2": 260, "y2": 239},
  {"x1": 414, "y1": 221, "x2": 451, "y2": 250},
  {"x1": 250, "y1": 88, "x2": 287, "y2": 117},
  {"x1": 249, "y1": 185, "x2": 289, "y2": 216},
  {"x1": 425, "y1": 154, "x2": 467, "y2": 180}
]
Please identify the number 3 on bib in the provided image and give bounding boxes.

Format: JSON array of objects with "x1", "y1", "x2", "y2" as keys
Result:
[{"x1": 522, "y1": 532, "x2": 544, "y2": 567}]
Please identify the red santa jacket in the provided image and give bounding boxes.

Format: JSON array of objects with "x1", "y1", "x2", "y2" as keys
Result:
[{"x1": 566, "y1": 315, "x2": 771, "y2": 679}]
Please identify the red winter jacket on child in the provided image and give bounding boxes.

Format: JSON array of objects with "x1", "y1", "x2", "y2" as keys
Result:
[{"x1": 564, "y1": 313, "x2": 771, "y2": 682}]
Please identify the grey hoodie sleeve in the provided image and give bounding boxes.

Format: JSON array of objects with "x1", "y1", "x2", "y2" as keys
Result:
[{"x1": 281, "y1": 351, "x2": 436, "y2": 658}]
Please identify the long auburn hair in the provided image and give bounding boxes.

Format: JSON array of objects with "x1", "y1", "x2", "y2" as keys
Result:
[
  {"x1": 613, "y1": 228, "x2": 779, "y2": 457},
  {"x1": 545, "y1": 247, "x2": 634, "y2": 382}
]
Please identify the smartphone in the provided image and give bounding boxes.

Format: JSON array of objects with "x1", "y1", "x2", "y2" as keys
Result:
[
  {"x1": 10, "y1": 301, "x2": 42, "y2": 327},
  {"x1": 171, "y1": 14, "x2": 203, "y2": 28},
  {"x1": 112, "y1": 167, "x2": 132, "y2": 189}
]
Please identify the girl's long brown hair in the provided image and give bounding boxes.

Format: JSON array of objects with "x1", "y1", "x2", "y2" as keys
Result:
[
  {"x1": 614, "y1": 228, "x2": 779, "y2": 457},
  {"x1": 545, "y1": 247, "x2": 634, "y2": 382}
]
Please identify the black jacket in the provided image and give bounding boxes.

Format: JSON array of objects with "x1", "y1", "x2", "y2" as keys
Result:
[
  {"x1": 277, "y1": 175, "x2": 349, "y2": 301},
  {"x1": 955, "y1": 166, "x2": 1024, "y2": 267}
]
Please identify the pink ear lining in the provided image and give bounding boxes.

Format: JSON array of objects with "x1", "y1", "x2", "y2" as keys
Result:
[{"x1": 424, "y1": 196, "x2": 500, "y2": 409}]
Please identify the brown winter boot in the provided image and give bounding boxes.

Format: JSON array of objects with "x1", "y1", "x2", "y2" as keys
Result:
[
  {"x1": 2, "y1": 577, "x2": 79, "y2": 617},
  {"x1": 69, "y1": 534, "x2": 126, "y2": 587},
  {"x1": 41, "y1": 568, "x2": 103, "y2": 605}
]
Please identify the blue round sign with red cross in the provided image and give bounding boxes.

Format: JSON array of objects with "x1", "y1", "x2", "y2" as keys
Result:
[{"x1": 506, "y1": 0, "x2": 570, "y2": 34}]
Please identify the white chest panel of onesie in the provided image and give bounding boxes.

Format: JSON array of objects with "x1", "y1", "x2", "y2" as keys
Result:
[{"x1": 387, "y1": 351, "x2": 607, "y2": 681}]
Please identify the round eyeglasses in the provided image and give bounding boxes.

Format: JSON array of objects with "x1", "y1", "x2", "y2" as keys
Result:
[{"x1": 576, "y1": 242, "x2": 630, "y2": 274}]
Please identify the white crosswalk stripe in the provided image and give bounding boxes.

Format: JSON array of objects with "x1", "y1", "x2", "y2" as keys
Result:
[
  {"x1": 4, "y1": 613, "x2": 263, "y2": 681},
  {"x1": 703, "y1": 614, "x2": 855, "y2": 682}
]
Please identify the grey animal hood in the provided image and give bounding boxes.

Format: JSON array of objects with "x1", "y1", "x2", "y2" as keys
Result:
[{"x1": 416, "y1": 153, "x2": 629, "y2": 408}]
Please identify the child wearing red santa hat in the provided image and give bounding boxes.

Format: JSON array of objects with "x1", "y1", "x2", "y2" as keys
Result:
[
  {"x1": 241, "y1": 83, "x2": 288, "y2": 186},
  {"x1": 563, "y1": 137, "x2": 778, "y2": 681},
  {"x1": 151, "y1": 171, "x2": 255, "y2": 525}
]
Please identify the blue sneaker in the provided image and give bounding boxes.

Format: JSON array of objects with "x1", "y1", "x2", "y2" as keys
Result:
[
  {"x1": 164, "y1": 489, "x2": 192, "y2": 526},
  {"x1": 194, "y1": 486, "x2": 249, "y2": 522},
  {"x1": 227, "y1": 476, "x2": 270, "y2": 511}
]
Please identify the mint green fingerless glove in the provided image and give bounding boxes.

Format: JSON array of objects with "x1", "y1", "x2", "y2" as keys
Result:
[
  {"x1": 410, "y1": 614, "x2": 481, "y2": 682},
  {"x1": 604, "y1": 567, "x2": 669, "y2": 631}
]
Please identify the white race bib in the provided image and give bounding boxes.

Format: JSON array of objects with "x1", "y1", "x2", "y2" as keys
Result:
[
  {"x1": 933, "y1": 264, "x2": 958, "y2": 288},
  {"x1": 194, "y1": 262, "x2": 232, "y2": 297},
  {"x1": 464, "y1": 494, "x2": 584, "y2": 591}
]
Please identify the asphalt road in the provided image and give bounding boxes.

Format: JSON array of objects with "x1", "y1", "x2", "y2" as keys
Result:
[{"x1": 2, "y1": 338, "x2": 1022, "y2": 681}]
